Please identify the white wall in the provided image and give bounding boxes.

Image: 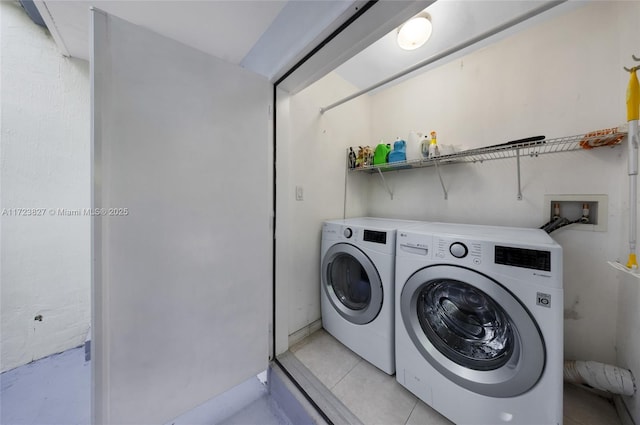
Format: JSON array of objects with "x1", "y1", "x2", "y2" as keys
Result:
[
  {"x1": 0, "y1": 1, "x2": 91, "y2": 373},
  {"x1": 276, "y1": 72, "x2": 370, "y2": 350}
]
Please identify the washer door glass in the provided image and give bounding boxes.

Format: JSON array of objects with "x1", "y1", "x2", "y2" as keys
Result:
[
  {"x1": 322, "y1": 243, "x2": 383, "y2": 325},
  {"x1": 418, "y1": 279, "x2": 513, "y2": 371},
  {"x1": 400, "y1": 265, "x2": 544, "y2": 398}
]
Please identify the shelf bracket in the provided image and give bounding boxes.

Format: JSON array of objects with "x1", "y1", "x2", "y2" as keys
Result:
[
  {"x1": 516, "y1": 148, "x2": 523, "y2": 200},
  {"x1": 434, "y1": 160, "x2": 448, "y2": 200},
  {"x1": 376, "y1": 168, "x2": 394, "y2": 200}
]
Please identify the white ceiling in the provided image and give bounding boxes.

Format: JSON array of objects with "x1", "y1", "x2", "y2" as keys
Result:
[
  {"x1": 334, "y1": 0, "x2": 584, "y2": 92},
  {"x1": 33, "y1": 0, "x2": 582, "y2": 95},
  {"x1": 33, "y1": 0, "x2": 361, "y2": 81}
]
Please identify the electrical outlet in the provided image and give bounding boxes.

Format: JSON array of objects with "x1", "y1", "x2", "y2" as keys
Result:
[
  {"x1": 543, "y1": 194, "x2": 608, "y2": 232},
  {"x1": 295, "y1": 186, "x2": 304, "y2": 201}
]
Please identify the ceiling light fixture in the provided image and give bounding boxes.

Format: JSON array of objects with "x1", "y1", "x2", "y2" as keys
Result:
[{"x1": 397, "y1": 12, "x2": 432, "y2": 51}]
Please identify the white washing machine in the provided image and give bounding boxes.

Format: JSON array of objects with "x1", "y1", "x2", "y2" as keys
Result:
[
  {"x1": 395, "y1": 222, "x2": 563, "y2": 425},
  {"x1": 320, "y1": 217, "x2": 418, "y2": 375}
]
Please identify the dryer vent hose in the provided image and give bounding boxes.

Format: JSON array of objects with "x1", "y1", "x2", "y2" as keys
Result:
[{"x1": 564, "y1": 360, "x2": 636, "y2": 396}]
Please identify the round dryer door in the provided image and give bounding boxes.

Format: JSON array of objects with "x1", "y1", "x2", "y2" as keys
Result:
[
  {"x1": 322, "y1": 243, "x2": 383, "y2": 325},
  {"x1": 400, "y1": 264, "x2": 544, "y2": 398}
]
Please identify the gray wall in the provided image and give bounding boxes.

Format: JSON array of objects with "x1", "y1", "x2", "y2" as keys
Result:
[{"x1": 91, "y1": 10, "x2": 272, "y2": 424}]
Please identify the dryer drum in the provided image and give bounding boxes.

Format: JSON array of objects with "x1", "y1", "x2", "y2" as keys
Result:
[
  {"x1": 417, "y1": 279, "x2": 515, "y2": 371},
  {"x1": 328, "y1": 255, "x2": 371, "y2": 310},
  {"x1": 321, "y1": 242, "x2": 383, "y2": 325}
]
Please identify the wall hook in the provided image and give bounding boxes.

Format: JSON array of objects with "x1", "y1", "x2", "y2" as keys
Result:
[{"x1": 624, "y1": 55, "x2": 640, "y2": 72}]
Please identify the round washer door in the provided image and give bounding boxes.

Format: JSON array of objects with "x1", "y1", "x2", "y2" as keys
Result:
[
  {"x1": 400, "y1": 264, "x2": 545, "y2": 398},
  {"x1": 322, "y1": 243, "x2": 383, "y2": 325}
]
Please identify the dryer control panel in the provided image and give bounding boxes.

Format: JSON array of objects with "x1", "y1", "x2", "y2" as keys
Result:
[
  {"x1": 363, "y1": 229, "x2": 387, "y2": 244},
  {"x1": 323, "y1": 222, "x2": 397, "y2": 255}
]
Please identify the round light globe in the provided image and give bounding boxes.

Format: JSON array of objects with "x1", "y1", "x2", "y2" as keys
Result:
[{"x1": 397, "y1": 16, "x2": 432, "y2": 51}]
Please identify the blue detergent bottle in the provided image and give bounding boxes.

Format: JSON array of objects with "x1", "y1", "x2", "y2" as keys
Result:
[{"x1": 388, "y1": 138, "x2": 407, "y2": 163}]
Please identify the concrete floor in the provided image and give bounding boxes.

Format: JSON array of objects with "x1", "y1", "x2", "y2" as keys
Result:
[
  {"x1": 0, "y1": 347, "x2": 310, "y2": 425},
  {"x1": 0, "y1": 347, "x2": 90, "y2": 425}
]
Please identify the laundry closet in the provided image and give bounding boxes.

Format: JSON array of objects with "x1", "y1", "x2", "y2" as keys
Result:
[{"x1": 275, "y1": 1, "x2": 640, "y2": 423}]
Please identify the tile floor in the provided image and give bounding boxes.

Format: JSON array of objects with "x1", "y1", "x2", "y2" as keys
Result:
[{"x1": 290, "y1": 329, "x2": 623, "y2": 425}]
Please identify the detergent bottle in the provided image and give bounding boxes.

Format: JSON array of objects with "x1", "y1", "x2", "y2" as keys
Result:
[
  {"x1": 373, "y1": 141, "x2": 391, "y2": 165},
  {"x1": 429, "y1": 131, "x2": 440, "y2": 158},
  {"x1": 420, "y1": 134, "x2": 430, "y2": 158},
  {"x1": 407, "y1": 131, "x2": 423, "y2": 161},
  {"x1": 388, "y1": 138, "x2": 407, "y2": 163}
]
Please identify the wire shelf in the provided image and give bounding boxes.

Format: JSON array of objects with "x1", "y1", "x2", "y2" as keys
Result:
[{"x1": 350, "y1": 130, "x2": 626, "y2": 174}]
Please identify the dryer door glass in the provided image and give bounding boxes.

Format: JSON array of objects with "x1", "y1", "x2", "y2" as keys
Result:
[
  {"x1": 329, "y1": 254, "x2": 371, "y2": 310},
  {"x1": 417, "y1": 279, "x2": 513, "y2": 370},
  {"x1": 322, "y1": 243, "x2": 383, "y2": 325}
]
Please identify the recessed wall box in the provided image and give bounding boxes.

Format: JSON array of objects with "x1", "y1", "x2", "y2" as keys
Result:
[{"x1": 543, "y1": 194, "x2": 607, "y2": 232}]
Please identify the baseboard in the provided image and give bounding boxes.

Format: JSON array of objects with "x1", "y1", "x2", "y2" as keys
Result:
[
  {"x1": 614, "y1": 396, "x2": 636, "y2": 425},
  {"x1": 288, "y1": 319, "x2": 322, "y2": 348}
]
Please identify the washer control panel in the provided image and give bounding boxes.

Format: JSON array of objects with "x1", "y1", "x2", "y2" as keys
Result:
[
  {"x1": 495, "y1": 245, "x2": 551, "y2": 271},
  {"x1": 435, "y1": 238, "x2": 483, "y2": 265},
  {"x1": 449, "y1": 242, "x2": 468, "y2": 258}
]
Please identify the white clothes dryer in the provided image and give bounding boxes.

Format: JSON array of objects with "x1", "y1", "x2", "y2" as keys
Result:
[
  {"x1": 395, "y1": 222, "x2": 563, "y2": 425},
  {"x1": 321, "y1": 217, "x2": 418, "y2": 375}
]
